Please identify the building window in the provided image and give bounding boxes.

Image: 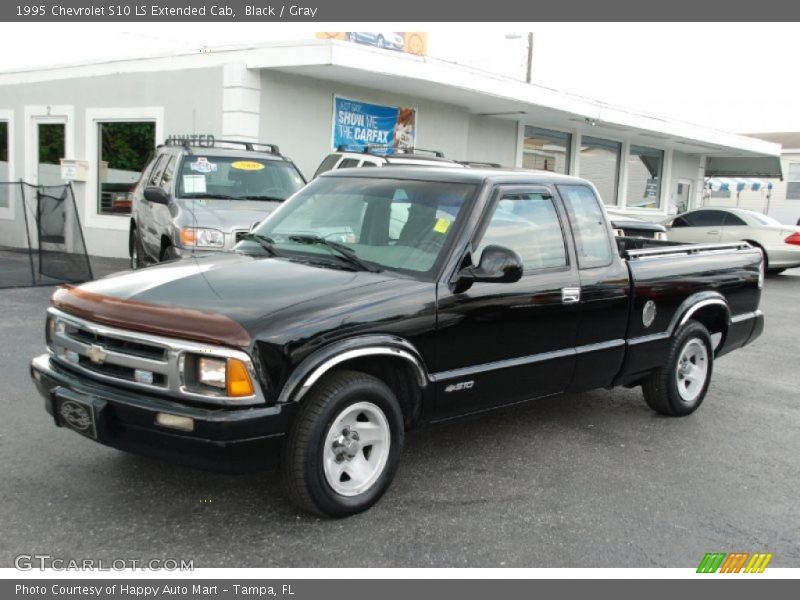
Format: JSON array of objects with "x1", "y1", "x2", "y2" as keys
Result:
[
  {"x1": 0, "y1": 121, "x2": 8, "y2": 209},
  {"x1": 787, "y1": 163, "x2": 800, "y2": 200},
  {"x1": 522, "y1": 126, "x2": 571, "y2": 174},
  {"x1": 97, "y1": 121, "x2": 156, "y2": 215},
  {"x1": 625, "y1": 145, "x2": 664, "y2": 209},
  {"x1": 579, "y1": 136, "x2": 621, "y2": 206}
]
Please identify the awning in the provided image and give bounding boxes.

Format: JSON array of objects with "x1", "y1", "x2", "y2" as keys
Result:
[
  {"x1": 706, "y1": 177, "x2": 773, "y2": 192},
  {"x1": 705, "y1": 156, "x2": 783, "y2": 179}
]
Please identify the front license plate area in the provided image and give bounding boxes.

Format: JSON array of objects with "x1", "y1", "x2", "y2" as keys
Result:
[{"x1": 54, "y1": 392, "x2": 98, "y2": 439}]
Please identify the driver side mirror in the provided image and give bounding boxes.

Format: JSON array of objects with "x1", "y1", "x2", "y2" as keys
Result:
[
  {"x1": 454, "y1": 245, "x2": 523, "y2": 292},
  {"x1": 144, "y1": 186, "x2": 170, "y2": 205}
]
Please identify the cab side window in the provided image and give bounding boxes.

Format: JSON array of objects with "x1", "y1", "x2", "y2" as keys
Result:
[
  {"x1": 338, "y1": 158, "x2": 360, "y2": 169},
  {"x1": 475, "y1": 192, "x2": 567, "y2": 271},
  {"x1": 558, "y1": 185, "x2": 613, "y2": 269}
]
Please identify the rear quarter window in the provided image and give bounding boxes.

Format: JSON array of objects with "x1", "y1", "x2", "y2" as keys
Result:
[{"x1": 558, "y1": 184, "x2": 613, "y2": 269}]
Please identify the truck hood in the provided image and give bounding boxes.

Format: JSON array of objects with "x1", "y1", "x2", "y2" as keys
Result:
[
  {"x1": 74, "y1": 253, "x2": 411, "y2": 335},
  {"x1": 178, "y1": 198, "x2": 282, "y2": 231}
]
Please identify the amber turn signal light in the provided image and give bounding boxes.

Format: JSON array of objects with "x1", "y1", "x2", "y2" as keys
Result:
[{"x1": 226, "y1": 358, "x2": 255, "y2": 397}]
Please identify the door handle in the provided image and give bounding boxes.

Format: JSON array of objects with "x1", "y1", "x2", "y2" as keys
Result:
[
  {"x1": 707, "y1": 230, "x2": 720, "y2": 235},
  {"x1": 562, "y1": 287, "x2": 581, "y2": 304}
]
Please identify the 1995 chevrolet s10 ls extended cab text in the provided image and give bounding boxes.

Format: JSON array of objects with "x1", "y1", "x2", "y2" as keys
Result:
[{"x1": 31, "y1": 168, "x2": 764, "y2": 516}]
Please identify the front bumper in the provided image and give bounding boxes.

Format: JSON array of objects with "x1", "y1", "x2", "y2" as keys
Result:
[{"x1": 30, "y1": 354, "x2": 294, "y2": 473}]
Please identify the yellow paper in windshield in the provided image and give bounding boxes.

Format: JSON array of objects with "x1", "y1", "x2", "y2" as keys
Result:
[
  {"x1": 231, "y1": 161, "x2": 265, "y2": 171},
  {"x1": 434, "y1": 218, "x2": 451, "y2": 234}
]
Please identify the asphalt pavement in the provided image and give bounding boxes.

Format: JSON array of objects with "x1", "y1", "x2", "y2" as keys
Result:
[{"x1": 1, "y1": 270, "x2": 798, "y2": 568}]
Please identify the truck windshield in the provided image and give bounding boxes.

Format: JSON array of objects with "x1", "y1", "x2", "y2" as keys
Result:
[
  {"x1": 177, "y1": 156, "x2": 305, "y2": 201},
  {"x1": 244, "y1": 176, "x2": 475, "y2": 276}
]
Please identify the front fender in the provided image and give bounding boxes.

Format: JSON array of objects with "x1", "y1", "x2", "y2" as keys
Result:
[{"x1": 276, "y1": 335, "x2": 429, "y2": 404}]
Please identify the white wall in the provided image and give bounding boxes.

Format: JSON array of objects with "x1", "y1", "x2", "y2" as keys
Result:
[
  {"x1": 0, "y1": 66, "x2": 225, "y2": 257},
  {"x1": 259, "y1": 70, "x2": 518, "y2": 179}
]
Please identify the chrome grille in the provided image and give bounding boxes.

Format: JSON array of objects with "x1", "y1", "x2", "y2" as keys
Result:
[{"x1": 46, "y1": 307, "x2": 264, "y2": 406}]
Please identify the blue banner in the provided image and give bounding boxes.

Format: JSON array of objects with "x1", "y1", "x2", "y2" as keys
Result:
[{"x1": 332, "y1": 96, "x2": 416, "y2": 152}]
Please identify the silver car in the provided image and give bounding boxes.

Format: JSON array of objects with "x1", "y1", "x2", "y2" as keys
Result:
[
  {"x1": 129, "y1": 140, "x2": 306, "y2": 268},
  {"x1": 664, "y1": 207, "x2": 800, "y2": 274}
]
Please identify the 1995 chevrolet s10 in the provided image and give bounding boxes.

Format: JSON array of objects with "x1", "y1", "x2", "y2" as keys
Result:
[{"x1": 31, "y1": 168, "x2": 764, "y2": 516}]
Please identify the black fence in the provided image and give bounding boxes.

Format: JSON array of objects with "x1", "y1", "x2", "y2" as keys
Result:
[{"x1": 0, "y1": 181, "x2": 93, "y2": 289}]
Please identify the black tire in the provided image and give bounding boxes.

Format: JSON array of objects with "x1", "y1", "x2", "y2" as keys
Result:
[
  {"x1": 130, "y1": 228, "x2": 145, "y2": 270},
  {"x1": 642, "y1": 320, "x2": 714, "y2": 417},
  {"x1": 767, "y1": 268, "x2": 786, "y2": 275},
  {"x1": 282, "y1": 369, "x2": 404, "y2": 517},
  {"x1": 160, "y1": 244, "x2": 179, "y2": 262}
]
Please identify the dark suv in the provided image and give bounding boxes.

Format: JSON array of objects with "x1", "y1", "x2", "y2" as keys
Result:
[{"x1": 129, "y1": 139, "x2": 306, "y2": 268}]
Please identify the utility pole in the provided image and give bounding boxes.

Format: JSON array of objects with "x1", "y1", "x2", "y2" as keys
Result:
[{"x1": 525, "y1": 32, "x2": 533, "y2": 83}]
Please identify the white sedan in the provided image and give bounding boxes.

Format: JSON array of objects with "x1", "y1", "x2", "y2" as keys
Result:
[{"x1": 664, "y1": 208, "x2": 800, "y2": 274}]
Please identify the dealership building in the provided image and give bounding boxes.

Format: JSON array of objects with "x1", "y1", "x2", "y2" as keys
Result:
[{"x1": 0, "y1": 39, "x2": 784, "y2": 258}]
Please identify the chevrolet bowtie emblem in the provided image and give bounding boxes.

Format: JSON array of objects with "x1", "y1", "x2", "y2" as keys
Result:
[{"x1": 85, "y1": 344, "x2": 107, "y2": 364}]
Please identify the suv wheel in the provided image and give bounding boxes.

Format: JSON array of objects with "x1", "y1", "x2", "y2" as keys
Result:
[
  {"x1": 642, "y1": 320, "x2": 714, "y2": 416},
  {"x1": 282, "y1": 370, "x2": 404, "y2": 517},
  {"x1": 130, "y1": 228, "x2": 145, "y2": 269},
  {"x1": 160, "y1": 244, "x2": 179, "y2": 262}
]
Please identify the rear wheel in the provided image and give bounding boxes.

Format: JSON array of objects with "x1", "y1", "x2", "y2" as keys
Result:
[
  {"x1": 767, "y1": 268, "x2": 786, "y2": 275},
  {"x1": 642, "y1": 320, "x2": 713, "y2": 416},
  {"x1": 282, "y1": 370, "x2": 404, "y2": 517}
]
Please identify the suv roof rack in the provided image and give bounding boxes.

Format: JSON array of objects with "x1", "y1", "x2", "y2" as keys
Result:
[
  {"x1": 335, "y1": 144, "x2": 446, "y2": 158},
  {"x1": 162, "y1": 137, "x2": 282, "y2": 156}
]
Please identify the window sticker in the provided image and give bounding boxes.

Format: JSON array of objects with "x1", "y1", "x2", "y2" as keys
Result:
[
  {"x1": 231, "y1": 160, "x2": 265, "y2": 171},
  {"x1": 183, "y1": 174, "x2": 206, "y2": 194},
  {"x1": 433, "y1": 218, "x2": 451, "y2": 234},
  {"x1": 189, "y1": 157, "x2": 217, "y2": 173}
]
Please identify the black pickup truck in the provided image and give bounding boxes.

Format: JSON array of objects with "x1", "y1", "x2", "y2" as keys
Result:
[{"x1": 31, "y1": 168, "x2": 764, "y2": 517}]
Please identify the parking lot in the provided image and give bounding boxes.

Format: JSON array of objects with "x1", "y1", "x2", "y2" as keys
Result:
[{"x1": 1, "y1": 269, "x2": 798, "y2": 568}]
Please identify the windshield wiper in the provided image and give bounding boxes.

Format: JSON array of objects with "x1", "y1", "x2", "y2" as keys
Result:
[
  {"x1": 239, "y1": 233, "x2": 281, "y2": 256},
  {"x1": 240, "y1": 195, "x2": 286, "y2": 202},
  {"x1": 181, "y1": 193, "x2": 239, "y2": 200},
  {"x1": 287, "y1": 234, "x2": 381, "y2": 272}
]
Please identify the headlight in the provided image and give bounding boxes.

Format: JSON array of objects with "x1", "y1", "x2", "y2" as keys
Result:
[
  {"x1": 184, "y1": 354, "x2": 255, "y2": 398},
  {"x1": 198, "y1": 357, "x2": 226, "y2": 388},
  {"x1": 655, "y1": 231, "x2": 669, "y2": 241},
  {"x1": 180, "y1": 227, "x2": 224, "y2": 248}
]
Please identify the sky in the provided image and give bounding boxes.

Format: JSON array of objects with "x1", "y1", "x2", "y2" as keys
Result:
[{"x1": 0, "y1": 22, "x2": 797, "y2": 135}]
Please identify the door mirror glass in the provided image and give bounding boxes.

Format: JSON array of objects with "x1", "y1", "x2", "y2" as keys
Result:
[{"x1": 143, "y1": 186, "x2": 170, "y2": 205}]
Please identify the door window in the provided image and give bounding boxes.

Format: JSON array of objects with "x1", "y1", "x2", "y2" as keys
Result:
[
  {"x1": 338, "y1": 158, "x2": 360, "y2": 169},
  {"x1": 97, "y1": 121, "x2": 156, "y2": 215},
  {"x1": 475, "y1": 191, "x2": 567, "y2": 271}
]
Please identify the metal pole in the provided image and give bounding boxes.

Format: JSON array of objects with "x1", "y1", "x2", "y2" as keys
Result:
[
  {"x1": 525, "y1": 32, "x2": 533, "y2": 83},
  {"x1": 19, "y1": 180, "x2": 36, "y2": 286}
]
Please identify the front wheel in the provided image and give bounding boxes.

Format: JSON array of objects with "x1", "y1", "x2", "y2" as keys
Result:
[
  {"x1": 130, "y1": 228, "x2": 145, "y2": 269},
  {"x1": 642, "y1": 320, "x2": 714, "y2": 416},
  {"x1": 282, "y1": 370, "x2": 404, "y2": 517}
]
